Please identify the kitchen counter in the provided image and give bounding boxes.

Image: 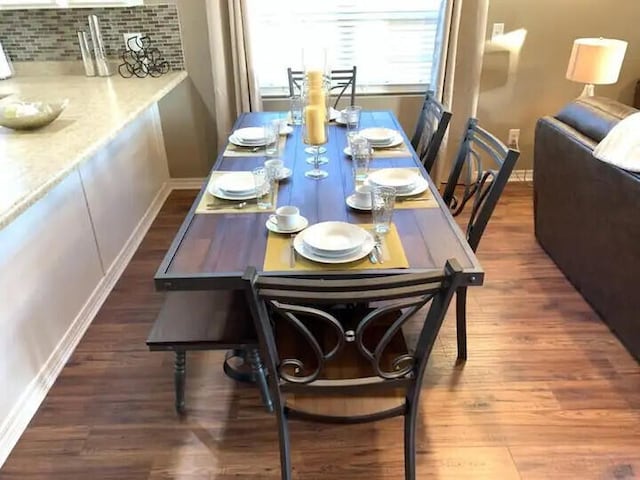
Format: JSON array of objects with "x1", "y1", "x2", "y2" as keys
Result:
[{"x1": 0, "y1": 71, "x2": 187, "y2": 229}]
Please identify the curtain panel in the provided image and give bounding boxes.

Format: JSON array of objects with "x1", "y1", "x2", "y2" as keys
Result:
[{"x1": 206, "y1": 0, "x2": 263, "y2": 149}]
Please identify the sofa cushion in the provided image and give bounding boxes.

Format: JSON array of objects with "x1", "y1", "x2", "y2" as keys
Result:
[{"x1": 555, "y1": 96, "x2": 638, "y2": 143}]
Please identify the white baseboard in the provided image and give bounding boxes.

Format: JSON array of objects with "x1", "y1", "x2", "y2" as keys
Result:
[
  {"x1": 168, "y1": 177, "x2": 205, "y2": 190},
  {"x1": 0, "y1": 182, "x2": 172, "y2": 467},
  {"x1": 508, "y1": 169, "x2": 533, "y2": 182}
]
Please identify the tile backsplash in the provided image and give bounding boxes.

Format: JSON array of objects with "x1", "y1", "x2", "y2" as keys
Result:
[{"x1": 0, "y1": 4, "x2": 184, "y2": 70}]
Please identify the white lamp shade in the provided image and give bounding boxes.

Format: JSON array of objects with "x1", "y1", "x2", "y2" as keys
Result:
[{"x1": 566, "y1": 38, "x2": 628, "y2": 85}]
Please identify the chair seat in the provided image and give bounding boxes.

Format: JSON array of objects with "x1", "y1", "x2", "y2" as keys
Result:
[
  {"x1": 287, "y1": 390, "x2": 405, "y2": 419},
  {"x1": 146, "y1": 290, "x2": 257, "y2": 351}
]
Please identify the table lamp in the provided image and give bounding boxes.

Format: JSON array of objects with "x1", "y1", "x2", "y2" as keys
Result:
[{"x1": 566, "y1": 38, "x2": 628, "y2": 97}]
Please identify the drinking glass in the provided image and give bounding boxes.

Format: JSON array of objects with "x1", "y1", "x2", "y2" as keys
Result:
[
  {"x1": 344, "y1": 105, "x2": 362, "y2": 132},
  {"x1": 253, "y1": 166, "x2": 275, "y2": 209},
  {"x1": 289, "y1": 95, "x2": 302, "y2": 125},
  {"x1": 346, "y1": 131, "x2": 361, "y2": 152},
  {"x1": 264, "y1": 119, "x2": 280, "y2": 157},
  {"x1": 351, "y1": 137, "x2": 371, "y2": 187},
  {"x1": 371, "y1": 186, "x2": 396, "y2": 234}
]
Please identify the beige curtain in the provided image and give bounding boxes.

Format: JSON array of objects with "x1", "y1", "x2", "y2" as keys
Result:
[
  {"x1": 430, "y1": 0, "x2": 490, "y2": 185},
  {"x1": 206, "y1": 0, "x2": 263, "y2": 148}
]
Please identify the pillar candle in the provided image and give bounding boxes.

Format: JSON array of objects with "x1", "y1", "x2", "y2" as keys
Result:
[
  {"x1": 304, "y1": 105, "x2": 326, "y2": 144},
  {"x1": 306, "y1": 70, "x2": 324, "y2": 87},
  {"x1": 307, "y1": 87, "x2": 326, "y2": 107}
]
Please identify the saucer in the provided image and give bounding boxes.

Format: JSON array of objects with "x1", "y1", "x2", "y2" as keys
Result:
[
  {"x1": 275, "y1": 167, "x2": 292, "y2": 181},
  {"x1": 266, "y1": 215, "x2": 309, "y2": 234},
  {"x1": 346, "y1": 194, "x2": 372, "y2": 211}
]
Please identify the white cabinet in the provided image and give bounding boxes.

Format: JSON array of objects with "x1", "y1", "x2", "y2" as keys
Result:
[
  {"x1": 78, "y1": 103, "x2": 169, "y2": 272},
  {"x1": 0, "y1": 169, "x2": 103, "y2": 422},
  {"x1": 0, "y1": 101, "x2": 169, "y2": 466}
]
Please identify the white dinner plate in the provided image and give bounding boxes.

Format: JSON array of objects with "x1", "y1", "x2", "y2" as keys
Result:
[
  {"x1": 391, "y1": 176, "x2": 430, "y2": 197},
  {"x1": 373, "y1": 133, "x2": 404, "y2": 148},
  {"x1": 266, "y1": 215, "x2": 308, "y2": 234},
  {"x1": 228, "y1": 134, "x2": 268, "y2": 147},
  {"x1": 302, "y1": 221, "x2": 369, "y2": 256},
  {"x1": 359, "y1": 127, "x2": 397, "y2": 144},
  {"x1": 343, "y1": 134, "x2": 403, "y2": 156},
  {"x1": 234, "y1": 127, "x2": 266, "y2": 142},
  {"x1": 208, "y1": 173, "x2": 257, "y2": 200},
  {"x1": 368, "y1": 168, "x2": 420, "y2": 192},
  {"x1": 294, "y1": 229, "x2": 375, "y2": 264},
  {"x1": 215, "y1": 172, "x2": 256, "y2": 194},
  {"x1": 207, "y1": 186, "x2": 257, "y2": 201}
]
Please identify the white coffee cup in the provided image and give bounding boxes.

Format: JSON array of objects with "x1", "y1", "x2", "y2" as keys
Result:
[
  {"x1": 353, "y1": 184, "x2": 373, "y2": 207},
  {"x1": 269, "y1": 205, "x2": 300, "y2": 230},
  {"x1": 265, "y1": 159, "x2": 284, "y2": 179}
]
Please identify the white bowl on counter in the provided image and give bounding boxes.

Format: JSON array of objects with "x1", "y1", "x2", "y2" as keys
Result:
[{"x1": 0, "y1": 99, "x2": 68, "y2": 130}]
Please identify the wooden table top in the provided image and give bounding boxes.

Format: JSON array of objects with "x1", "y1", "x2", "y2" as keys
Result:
[{"x1": 155, "y1": 110, "x2": 483, "y2": 291}]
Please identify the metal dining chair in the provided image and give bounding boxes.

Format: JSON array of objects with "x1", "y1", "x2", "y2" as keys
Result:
[
  {"x1": 287, "y1": 66, "x2": 357, "y2": 108},
  {"x1": 441, "y1": 118, "x2": 520, "y2": 361},
  {"x1": 243, "y1": 261, "x2": 464, "y2": 480},
  {"x1": 410, "y1": 90, "x2": 452, "y2": 174}
]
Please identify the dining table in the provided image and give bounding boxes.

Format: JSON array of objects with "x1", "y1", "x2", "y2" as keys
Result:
[
  {"x1": 153, "y1": 110, "x2": 484, "y2": 409},
  {"x1": 155, "y1": 110, "x2": 484, "y2": 291}
]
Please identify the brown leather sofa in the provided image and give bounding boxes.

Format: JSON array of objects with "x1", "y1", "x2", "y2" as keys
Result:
[{"x1": 534, "y1": 97, "x2": 640, "y2": 361}]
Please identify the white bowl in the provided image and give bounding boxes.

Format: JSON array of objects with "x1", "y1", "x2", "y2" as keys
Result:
[
  {"x1": 214, "y1": 172, "x2": 256, "y2": 194},
  {"x1": 302, "y1": 221, "x2": 368, "y2": 256},
  {"x1": 368, "y1": 168, "x2": 419, "y2": 192},
  {"x1": 359, "y1": 127, "x2": 397, "y2": 144},
  {"x1": 0, "y1": 99, "x2": 68, "y2": 130},
  {"x1": 233, "y1": 127, "x2": 266, "y2": 142}
]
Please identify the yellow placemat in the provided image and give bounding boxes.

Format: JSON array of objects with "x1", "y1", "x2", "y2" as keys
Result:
[
  {"x1": 195, "y1": 172, "x2": 279, "y2": 214},
  {"x1": 263, "y1": 223, "x2": 409, "y2": 272},
  {"x1": 372, "y1": 142, "x2": 412, "y2": 158},
  {"x1": 223, "y1": 135, "x2": 287, "y2": 157},
  {"x1": 370, "y1": 167, "x2": 439, "y2": 209}
]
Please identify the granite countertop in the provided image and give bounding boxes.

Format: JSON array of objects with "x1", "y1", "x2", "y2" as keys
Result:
[{"x1": 0, "y1": 71, "x2": 187, "y2": 229}]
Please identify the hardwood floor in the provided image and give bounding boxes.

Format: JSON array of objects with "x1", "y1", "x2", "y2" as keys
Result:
[{"x1": 2, "y1": 183, "x2": 639, "y2": 479}]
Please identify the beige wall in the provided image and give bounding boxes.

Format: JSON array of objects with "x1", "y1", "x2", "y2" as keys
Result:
[
  {"x1": 478, "y1": 0, "x2": 640, "y2": 170},
  {"x1": 148, "y1": 0, "x2": 218, "y2": 178}
]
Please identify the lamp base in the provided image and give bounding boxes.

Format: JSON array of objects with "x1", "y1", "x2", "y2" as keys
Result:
[{"x1": 580, "y1": 84, "x2": 595, "y2": 97}]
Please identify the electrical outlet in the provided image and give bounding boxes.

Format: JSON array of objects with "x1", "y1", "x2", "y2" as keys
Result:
[
  {"x1": 508, "y1": 129, "x2": 520, "y2": 149},
  {"x1": 491, "y1": 23, "x2": 505, "y2": 40}
]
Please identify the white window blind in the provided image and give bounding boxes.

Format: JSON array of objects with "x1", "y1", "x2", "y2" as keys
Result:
[{"x1": 247, "y1": 0, "x2": 444, "y2": 95}]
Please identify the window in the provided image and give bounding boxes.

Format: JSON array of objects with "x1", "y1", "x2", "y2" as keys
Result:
[{"x1": 248, "y1": 0, "x2": 444, "y2": 96}]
